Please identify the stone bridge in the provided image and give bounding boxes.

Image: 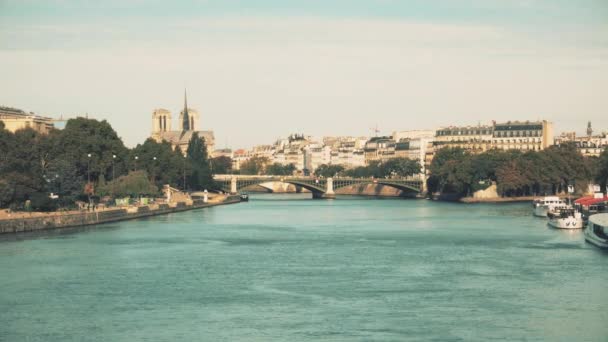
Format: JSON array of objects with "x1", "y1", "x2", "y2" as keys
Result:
[{"x1": 213, "y1": 175, "x2": 425, "y2": 199}]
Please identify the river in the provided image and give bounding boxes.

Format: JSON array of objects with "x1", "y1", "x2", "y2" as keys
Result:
[{"x1": 1, "y1": 194, "x2": 607, "y2": 341}]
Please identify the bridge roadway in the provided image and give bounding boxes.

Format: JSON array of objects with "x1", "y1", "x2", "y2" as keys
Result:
[{"x1": 213, "y1": 175, "x2": 425, "y2": 199}]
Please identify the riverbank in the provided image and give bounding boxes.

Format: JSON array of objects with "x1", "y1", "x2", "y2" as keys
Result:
[
  {"x1": 0, "y1": 194, "x2": 241, "y2": 234},
  {"x1": 459, "y1": 196, "x2": 537, "y2": 203}
]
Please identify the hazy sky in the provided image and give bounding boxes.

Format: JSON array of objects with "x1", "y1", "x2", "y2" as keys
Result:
[{"x1": 1, "y1": 0, "x2": 607, "y2": 148}]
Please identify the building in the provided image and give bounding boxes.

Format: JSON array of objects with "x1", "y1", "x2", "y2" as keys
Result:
[
  {"x1": 304, "y1": 143, "x2": 332, "y2": 172},
  {"x1": 212, "y1": 148, "x2": 233, "y2": 159},
  {"x1": 364, "y1": 136, "x2": 396, "y2": 163},
  {"x1": 323, "y1": 136, "x2": 367, "y2": 169},
  {"x1": 393, "y1": 130, "x2": 435, "y2": 176},
  {"x1": 434, "y1": 125, "x2": 494, "y2": 152},
  {"x1": 492, "y1": 120, "x2": 553, "y2": 151},
  {"x1": 554, "y1": 122, "x2": 607, "y2": 157},
  {"x1": 231, "y1": 149, "x2": 253, "y2": 171},
  {"x1": 150, "y1": 91, "x2": 215, "y2": 155},
  {"x1": 434, "y1": 120, "x2": 553, "y2": 153},
  {"x1": 0, "y1": 106, "x2": 54, "y2": 134}
]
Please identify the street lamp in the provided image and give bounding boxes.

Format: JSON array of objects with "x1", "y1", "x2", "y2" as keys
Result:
[
  {"x1": 152, "y1": 156, "x2": 157, "y2": 183},
  {"x1": 183, "y1": 155, "x2": 187, "y2": 191},
  {"x1": 112, "y1": 154, "x2": 116, "y2": 180},
  {"x1": 87, "y1": 153, "x2": 92, "y2": 183},
  {"x1": 134, "y1": 155, "x2": 139, "y2": 171}
]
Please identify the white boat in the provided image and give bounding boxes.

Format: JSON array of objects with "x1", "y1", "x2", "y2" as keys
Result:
[
  {"x1": 547, "y1": 208, "x2": 584, "y2": 229},
  {"x1": 584, "y1": 213, "x2": 608, "y2": 249},
  {"x1": 533, "y1": 196, "x2": 567, "y2": 217}
]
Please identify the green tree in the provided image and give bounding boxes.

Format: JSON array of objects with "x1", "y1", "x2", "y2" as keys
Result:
[
  {"x1": 266, "y1": 163, "x2": 296, "y2": 175},
  {"x1": 131, "y1": 139, "x2": 187, "y2": 189},
  {"x1": 314, "y1": 164, "x2": 345, "y2": 178},
  {"x1": 97, "y1": 170, "x2": 159, "y2": 197},
  {"x1": 380, "y1": 157, "x2": 421, "y2": 178},
  {"x1": 427, "y1": 148, "x2": 473, "y2": 195},
  {"x1": 186, "y1": 133, "x2": 213, "y2": 190},
  {"x1": 211, "y1": 156, "x2": 232, "y2": 174},
  {"x1": 239, "y1": 156, "x2": 270, "y2": 175},
  {"x1": 597, "y1": 148, "x2": 608, "y2": 190}
]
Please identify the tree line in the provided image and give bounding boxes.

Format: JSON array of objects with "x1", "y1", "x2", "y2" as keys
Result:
[
  {"x1": 428, "y1": 143, "x2": 608, "y2": 197},
  {"x1": 235, "y1": 156, "x2": 422, "y2": 179},
  {"x1": 0, "y1": 118, "x2": 216, "y2": 210}
]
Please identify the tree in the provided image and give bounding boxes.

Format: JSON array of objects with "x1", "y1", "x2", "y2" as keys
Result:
[
  {"x1": 54, "y1": 117, "x2": 129, "y2": 184},
  {"x1": 314, "y1": 164, "x2": 345, "y2": 178},
  {"x1": 186, "y1": 133, "x2": 214, "y2": 190},
  {"x1": 380, "y1": 157, "x2": 421, "y2": 178},
  {"x1": 266, "y1": 163, "x2": 296, "y2": 176},
  {"x1": 131, "y1": 139, "x2": 187, "y2": 189},
  {"x1": 597, "y1": 148, "x2": 608, "y2": 190},
  {"x1": 239, "y1": 156, "x2": 270, "y2": 175},
  {"x1": 211, "y1": 156, "x2": 232, "y2": 174},
  {"x1": 97, "y1": 170, "x2": 159, "y2": 197},
  {"x1": 427, "y1": 148, "x2": 472, "y2": 194}
]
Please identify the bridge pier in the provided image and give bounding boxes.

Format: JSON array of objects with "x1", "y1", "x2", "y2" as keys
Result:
[
  {"x1": 230, "y1": 176, "x2": 237, "y2": 194},
  {"x1": 312, "y1": 178, "x2": 336, "y2": 199},
  {"x1": 312, "y1": 192, "x2": 336, "y2": 199}
]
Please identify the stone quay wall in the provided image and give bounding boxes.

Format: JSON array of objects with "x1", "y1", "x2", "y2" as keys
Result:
[{"x1": 0, "y1": 196, "x2": 241, "y2": 235}]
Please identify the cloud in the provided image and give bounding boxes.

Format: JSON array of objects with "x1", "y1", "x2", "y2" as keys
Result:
[{"x1": 0, "y1": 15, "x2": 607, "y2": 147}]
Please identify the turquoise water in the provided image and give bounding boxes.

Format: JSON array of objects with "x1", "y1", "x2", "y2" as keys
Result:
[{"x1": 1, "y1": 194, "x2": 607, "y2": 341}]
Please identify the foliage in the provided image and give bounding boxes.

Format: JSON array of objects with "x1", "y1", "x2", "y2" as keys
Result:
[
  {"x1": 0, "y1": 117, "x2": 224, "y2": 210},
  {"x1": 186, "y1": 133, "x2": 214, "y2": 191},
  {"x1": 314, "y1": 164, "x2": 345, "y2": 178},
  {"x1": 428, "y1": 145, "x2": 599, "y2": 197},
  {"x1": 266, "y1": 163, "x2": 296, "y2": 176},
  {"x1": 597, "y1": 148, "x2": 608, "y2": 190},
  {"x1": 131, "y1": 138, "x2": 187, "y2": 189},
  {"x1": 343, "y1": 158, "x2": 421, "y2": 178},
  {"x1": 380, "y1": 157, "x2": 421, "y2": 178},
  {"x1": 211, "y1": 156, "x2": 232, "y2": 174},
  {"x1": 239, "y1": 156, "x2": 270, "y2": 175},
  {"x1": 28, "y1": 192, "x2": 58, "y2": 212},
  {"x1": 97, "y1": 171, "x2": 159, "y2": 197}
]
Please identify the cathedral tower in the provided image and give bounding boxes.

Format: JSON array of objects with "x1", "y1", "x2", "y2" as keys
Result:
[
  {"x1": 152, "y1": 108, "x2": 172, "y2": 133},
  {"x1": 178, "y1": 89, "x2": 199, "y2": 131}
]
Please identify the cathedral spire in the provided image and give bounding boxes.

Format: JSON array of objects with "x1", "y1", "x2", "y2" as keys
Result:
[{"x1": 182, "y1": 88, "x2": 190, "y2": 131}]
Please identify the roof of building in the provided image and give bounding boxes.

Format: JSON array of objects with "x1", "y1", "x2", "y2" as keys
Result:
[
  {"x1": 156, "y1": 130, "x2": 215, "y2": 146},
  {"x1": 574, "y1": 195, "x2": 608, "y2": 206},
  {"x1": 0, "y1": 106, "x2": 27, "y2": 115}
]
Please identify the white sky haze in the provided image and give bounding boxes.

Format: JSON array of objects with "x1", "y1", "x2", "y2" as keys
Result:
[{"x1": 1, "y1": 1, "x2": 607, "y2": 148}]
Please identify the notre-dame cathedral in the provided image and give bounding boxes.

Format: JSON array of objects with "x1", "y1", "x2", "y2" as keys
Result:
[{"x1": 150, "y1": 90, "x2": 215, "y2": 155}]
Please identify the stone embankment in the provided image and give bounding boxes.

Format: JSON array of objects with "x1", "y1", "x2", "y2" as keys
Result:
[{"x1": 0, "y1": 195, "x2": 241, "y2": 234}]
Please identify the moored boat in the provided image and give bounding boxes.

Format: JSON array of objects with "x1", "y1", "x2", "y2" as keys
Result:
[
  {"x1": 574, "y1": 194, "x2": 608, "y2": 220},
  {"x1": 532, "y1": 196, "x2": 567, "y2": 217},
  {"x1": 584, "y1": 213, "x2": 608, "y2": 249},
  {"x1": 547, "y1": 208, "x2": 584, "y2": 229},
  {"x1": 240, "y1": 193, "x2": 249, "y2": 202}
]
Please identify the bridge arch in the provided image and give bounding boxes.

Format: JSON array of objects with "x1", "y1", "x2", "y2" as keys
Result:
[{"x1": 214, "y1": 175, "x2": 423, "y2": 199}]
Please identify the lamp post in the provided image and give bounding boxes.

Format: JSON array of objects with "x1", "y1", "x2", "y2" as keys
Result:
[
  {"x1": 152, "y1": 156, "x2": 157, "y2": 183},
  {"x1": 112, "y1": 154, "x2": 116, "y2": 180},
  {"x1": 87, "y1": 153, "x2": 91, "y2": 183},
  {"x1": 183, "y1": 155, "x2": 187, "y2": 191},
  {"x1": 134, "y1": 155, "x2": 139, "y2": 171}
]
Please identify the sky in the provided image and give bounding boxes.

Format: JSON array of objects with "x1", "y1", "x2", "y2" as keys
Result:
[{"x1": 1, "y1": 0, "x2": 607, "y2": 148}]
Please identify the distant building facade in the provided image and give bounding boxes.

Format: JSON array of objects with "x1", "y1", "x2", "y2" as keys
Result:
[
  {"x1": 554, "y1": 122, "x2": 607, "y2": 157},
  {"x1": 150, "y1": 91, "x2": 215, "y2": 155},
  {"x1": 434, "y1": 120, "x2": 553, "y2": 152},
  {"x1": 0, "y1": 106, "x2": 54, "y2": 134}
]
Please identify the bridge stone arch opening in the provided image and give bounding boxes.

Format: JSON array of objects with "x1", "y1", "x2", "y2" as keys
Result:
[{"x1": 215, "y1": 175, "x2": 424, "y2": 199}]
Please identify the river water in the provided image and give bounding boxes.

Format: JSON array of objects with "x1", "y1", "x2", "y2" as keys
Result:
[{"x1": 1, "y1": 194, "x2": 607, "y2": 341}]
